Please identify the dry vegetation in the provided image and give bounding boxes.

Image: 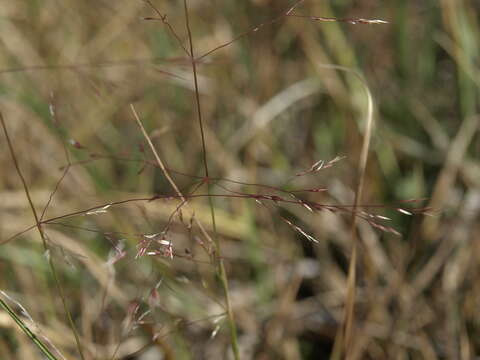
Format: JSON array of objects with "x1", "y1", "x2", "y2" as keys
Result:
[{"x1": 0, "y1": 1, "x2": 479, "y2": 359}]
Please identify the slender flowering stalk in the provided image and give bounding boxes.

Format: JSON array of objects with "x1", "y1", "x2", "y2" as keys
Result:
[{"x1": 1, "y1": 113, "x2": 86, "y2": 360}]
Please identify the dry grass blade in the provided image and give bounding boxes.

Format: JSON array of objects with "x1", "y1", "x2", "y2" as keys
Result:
[
  {"x1": 421, "y1": 115, "x2": 479, "y2": 240},
  {"x1": 314, "y1": 66, "x2": 374, "y2": 358}
]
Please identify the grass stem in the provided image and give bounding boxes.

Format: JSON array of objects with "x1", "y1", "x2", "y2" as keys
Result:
[{"x1": 1, "y1": 112, "x2": 86, "y2": 360}]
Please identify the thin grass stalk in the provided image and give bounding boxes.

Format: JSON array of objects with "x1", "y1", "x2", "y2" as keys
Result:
[
  {"x1": 313, "y1": 66, "x2": 374, "y2": 359},
  {"x1": 344, "y1": 70, "x2": 374, "y2": 359},
  {"x1": 0, "y1": 112, "x2": 86, "y2": 360},
  {"x1": 129, "y1": 105, "x2": 216, "y2": 245},
  {"x1": 0, "y1": 297, "x2": 60, "y2": 360},
  {"x1": 183, "y1": 1, "x2": 240, "y2": 358},
  {"x1": 130, "y1": 103, "x2": 240, "y2": 358}
]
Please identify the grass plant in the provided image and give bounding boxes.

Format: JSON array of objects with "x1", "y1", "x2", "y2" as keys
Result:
[{"x1": 0, "y1": 1, "x2": 478, "y2": 359}]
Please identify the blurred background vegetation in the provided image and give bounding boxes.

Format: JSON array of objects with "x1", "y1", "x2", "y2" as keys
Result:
[{"x1": 0, "y1": 1, "x2": 479, "y2": 359}]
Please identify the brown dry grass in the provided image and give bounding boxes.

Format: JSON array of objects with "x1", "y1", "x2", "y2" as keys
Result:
[{"x1": 0, "y1": 1, "x2": 479, "y2": 359}]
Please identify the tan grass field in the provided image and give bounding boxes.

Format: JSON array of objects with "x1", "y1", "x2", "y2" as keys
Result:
[{"x1": 0, "y1": 1, "x2": 479, "y2": 359}]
